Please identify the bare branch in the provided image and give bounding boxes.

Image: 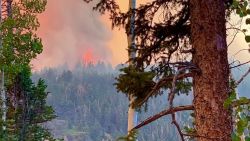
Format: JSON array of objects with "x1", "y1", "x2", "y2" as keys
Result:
[
  {"x1": 172, "y1": 113, "x2": 185, "y2": 141},
  {"x1": 230, "y1": 60, "x2": 250, "y2": 69},
  {"x1": 229, "y1": 60, "x2": 240, "y2": 66},
  {"x1": 168, "y1": 66, "x2": 193, "y2": 141},
  {"x1": 226, "y1": 27, "x2": 246, "y2": 35},
  {"x1": 231, "y1": 49, "x2": 250, "y2": 58},
  {"x1": 235, "y1": 67, "x2": 250, "y2": 86},
  {"x1": 133, "y1": 105, "x2": 194, "y2": 130},
  {"x1": 167, "y1": 61, "x2": 194, "y2": 66},
  {"x1": 227, "y1": 29, "x2": 239, "y2": 47},
  {"x1": 226, "y1": 19, "x2": 243, "y2": 47}
]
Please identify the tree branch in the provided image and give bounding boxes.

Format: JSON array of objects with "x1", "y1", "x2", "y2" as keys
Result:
[
  {"x1": 230, "y1": 60, "x2": 250, "y2": 69},
  {"x1": 136, "y1": 72, "x2": 194, "y2": 107},
  {"x1": 235, "y1": 67, "x2": 250, "y2": 86},
  {"x1": 172, "y1": 113, "x2": 185, "y2": 141},
  {"x1": 133, "y1": 105, "x2": 194, "y2": 130},
  {"x1": 168, "y1": 66, "x2": 193, "y2": 141},
  {"x1": 231, "y1": 49, "x2": 250, "y2": 58}
]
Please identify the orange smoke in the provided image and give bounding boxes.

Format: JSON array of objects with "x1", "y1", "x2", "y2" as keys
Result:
[{"x1": 32, "y1": 0, "x2": 152, "y2": 71}]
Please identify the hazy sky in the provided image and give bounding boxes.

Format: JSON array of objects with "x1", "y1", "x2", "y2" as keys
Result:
[
  {"x1": 31, "y1": 0, "x2": 249, "y2": 71},
  {"x1": 32, "y1": 0, "x2": 114, "y2": 70}
]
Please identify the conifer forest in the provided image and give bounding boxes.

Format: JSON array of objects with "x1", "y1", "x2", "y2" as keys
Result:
[{"x1": 1, "y1": 0, "x2": 250, "y2": 141}]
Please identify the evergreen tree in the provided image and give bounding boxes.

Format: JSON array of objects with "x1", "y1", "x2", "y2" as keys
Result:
[
  {"x1": 15, "y1": 66, "x2": 57, "y2": 141},
  {"x1": 0, "y1": 0, "x2": 59, "y2": 140},
  {"x1": 1, "y1": 65, "x2": 58, "y2": 141}
]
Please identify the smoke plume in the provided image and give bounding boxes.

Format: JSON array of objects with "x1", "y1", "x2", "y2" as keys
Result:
[{"x1": 32, "y1": 0, "x2": 112, "y2": 71}]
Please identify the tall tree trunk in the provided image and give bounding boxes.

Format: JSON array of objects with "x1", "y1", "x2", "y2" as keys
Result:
[
  {"x1": 0, "y1": 0, "x2": 7, "y2": 132},
  {"x1": 127, "y1": 0, "x2": 137, "y2": 132},
  {"x1": 190, "y1": 0, "x2": 232, "y2": 141}
]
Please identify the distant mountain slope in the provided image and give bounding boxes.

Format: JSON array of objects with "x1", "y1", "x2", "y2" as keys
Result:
[{"x1": 35, "y1": 62, "x2": 250, "y2": 141}]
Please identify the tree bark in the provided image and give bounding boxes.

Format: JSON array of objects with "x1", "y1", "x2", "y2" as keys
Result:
[
  {"x1": 127, "y1": 0, "x2": 137, "y2": 132},
  {"x1": 0, "y1": 0, "x2": 7, "y2": 132},
  {"x1": 190, "y1": 0, "x2": 232, "y2": 141}
]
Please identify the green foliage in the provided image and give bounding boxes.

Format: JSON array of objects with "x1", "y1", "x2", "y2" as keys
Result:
[
  {"x1": 224, "y1": 90, "x2": 236, "y2": 108},
  {"x1": 0, "y1": 0, "x2": 58, "y2": 140},
  {"x1": 115, "y1": 66, "x2": 156, "y2": 108},
  {"x1": 184, "y1": 126, "x2": 196, "y2": 135},
  {"x1": 245, "y1": 136, "x2": 250, "y2": 141},
  {"x1": 17, "y1": 67, "x2": 57, "y2": 141},
  {"x1": 22, "y1": 0, "x2": 47, "y2": 13},
  {"x1": 230, "y1": 0, "x2": 250, "y2": 43},
  {"x1": 175, "y1": 78, "x2": 192, "y2": 95},
  {"x1": 0, "y1": 0, "x2": 47, "y2": 85},
  {"x1": 117, "y1": 130, "x2": 138, "y2": 141},
  {"x1": 232, "y1": 132, "x2": 241, "y2": 141},
  {"x1": 115, "y1": 66, "x2": 192, "y2": 109},
  {"x1": 0, "y1": 66, "x2": 58, "y2": 141},
  {"x1": 246, "y1": 18, "x2": 250, "y2": 25},
  {"x1": 245, "y1": 36, "x2": 250, "y2": 43},
  {"x1": 0, "y1": 119, "x2": 19, "y2": 141},
  {"x1": 231, "y1": 0, "x2": 250, "y2": 17},
  {"x1": 223, "y1": 77, "x2": 250, "y2": 141},
  {"x1": 231, "y1": 107, "x2": 250, "y2": 140},
  {"x1": 24, "y1": 125, "x2": 62, "y2": 141}
]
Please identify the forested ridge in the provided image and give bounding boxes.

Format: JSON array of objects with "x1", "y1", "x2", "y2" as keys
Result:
[{"x1": 32, "y1": 62, "x2": 250, "y2": 141}]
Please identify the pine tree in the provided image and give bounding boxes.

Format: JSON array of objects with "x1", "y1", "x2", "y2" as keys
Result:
[{"x1": 7, "y1": 65, "x2": 57, "y2": 141}]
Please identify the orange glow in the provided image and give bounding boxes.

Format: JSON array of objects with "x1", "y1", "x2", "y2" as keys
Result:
[
  {"x1": 82, "y1": 49, "x2": 96, "y2": 64},
  {"x1": 34, "y1": 0, "x2": 250, "y2": 70},
  {"x1": 32, "y1": 0, "x2": 153, "y2": 71}
]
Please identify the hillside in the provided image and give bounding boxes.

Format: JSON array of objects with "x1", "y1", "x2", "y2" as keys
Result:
[{"x1": 32, "y1": 62, "x2": 250, "y2": 141}]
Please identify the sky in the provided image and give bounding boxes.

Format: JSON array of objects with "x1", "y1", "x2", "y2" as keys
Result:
[
  {"x1": 31, "y1": 0, "x2": 250, "y2": 71},
  {"x1": 32, "y1": 0, "x2": 112, "y2": 70}
]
